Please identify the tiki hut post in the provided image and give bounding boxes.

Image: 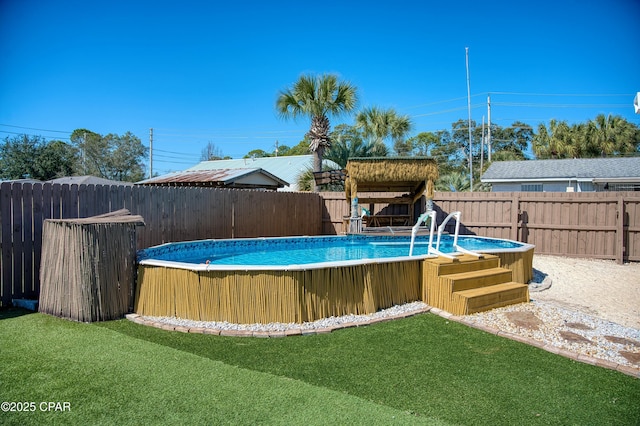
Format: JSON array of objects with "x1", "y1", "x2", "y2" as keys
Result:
[{"x1": 426, "y1": 178, "x2": 435, "y2": 211}]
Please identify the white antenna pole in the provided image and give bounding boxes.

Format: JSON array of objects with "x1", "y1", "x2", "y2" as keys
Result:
[
  {"x1": 465, "y1": 47, "x2": 473, "y2": 191},
  {"x1": 481, "y1": 115, "x2": 485, "y2": 175},
  {"x1": 487, "y1": 94, "x2": 492, "y2": 162}
]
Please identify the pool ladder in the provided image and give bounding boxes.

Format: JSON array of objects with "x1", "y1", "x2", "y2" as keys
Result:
[{"x1": 409, "y1": 210, "x2": 483, "y2": 259}]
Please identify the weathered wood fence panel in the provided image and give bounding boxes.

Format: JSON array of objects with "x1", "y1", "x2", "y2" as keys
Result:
[
  {"x1": 433, "y1": 192, "x2": 639, "y2": 263},
  {"x1": 0, "y1": 182, "x2": 322, "y2": 306}
]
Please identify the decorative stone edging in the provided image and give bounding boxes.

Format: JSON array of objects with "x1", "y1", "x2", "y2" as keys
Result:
[
  {"x1": 125, "y1": 306, "x2": 639, "y2": 379},
  {"x1": 125, "y1": 306, "x2": 432, "y2": 338}
]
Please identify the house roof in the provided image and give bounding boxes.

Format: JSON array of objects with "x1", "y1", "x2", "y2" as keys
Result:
[
  {"x1": 481, "y1": 158, "x2": 640, "y2": 182},
  {"x1": 136, "y1": 168, "x2": 288, "y2": 190},
  {"x1": 185, "y1": 155, "x2": 337, "y2": 191},
  {"x1": 47, "y1": 175, "x2": 134, "y2": 185}
]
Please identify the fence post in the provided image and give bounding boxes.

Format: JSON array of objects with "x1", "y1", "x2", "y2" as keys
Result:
[
  {"x1": 511, "y1": 192, "x2": 520, "y2": 241},
  {"x1": 617, "y1": 195, "x2": 625, "y2": 264}
]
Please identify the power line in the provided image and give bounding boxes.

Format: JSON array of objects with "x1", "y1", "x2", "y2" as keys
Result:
[
  {"x1": 0, "y1": 123, "x2": 72, "y2": 133},
  {"x1": 493, "y1": 102, "x2": 629, "y2": 108},
  {"x1": 488, "y1": 92, "x2": 633, "y2": 97}
]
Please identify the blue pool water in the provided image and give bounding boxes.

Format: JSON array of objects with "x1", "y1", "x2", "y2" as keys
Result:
[{"x1": 138, "y1": 234, "x2": 528, "y2": 268}]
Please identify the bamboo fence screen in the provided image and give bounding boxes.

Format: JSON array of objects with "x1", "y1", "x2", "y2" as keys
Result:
[
  {"x1": 38, "y1": 210, "x2": 144, "y2": 321},
  {"x1": 135, "y1": 260, "x2": 422, "y2": 324}
]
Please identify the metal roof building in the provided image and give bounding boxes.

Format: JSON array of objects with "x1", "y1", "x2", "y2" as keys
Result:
[
  {"x1": 136, "y1": 168, "x2": 288, "y2": 190},
  {"x1": 185, "y1": 155, "x2": 338, "y2": 192}
]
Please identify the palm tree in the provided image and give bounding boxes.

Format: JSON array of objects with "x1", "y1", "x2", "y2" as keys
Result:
[
  {"x1": 276, "y1": 74, "x2": 358, "y2": 191},
  {"x1": 355, "y1": 106, "x2": 412, "y2": 154},
  {"x1": 436, "y1": 171, "x2": 470, "y2": 192},
  {"x1": 532, "y1": 120, "x2": 575, "y2": 159},
  {"x1": 587, "y1": 114, "x2": 638, "y2": 157},
  {"x1": 325, "y1": 124, "x2": 377, "y2": 168}
]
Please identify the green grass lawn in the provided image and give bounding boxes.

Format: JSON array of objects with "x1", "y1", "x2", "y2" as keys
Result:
[{"x1": 1, "y1": 308, "x2": 639, "y2": 425}]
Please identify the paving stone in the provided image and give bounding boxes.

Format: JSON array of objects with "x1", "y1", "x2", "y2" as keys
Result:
[
  {"x1": 559, "y1": 330, "x2": 592, "y2": 344},
  {"x1": 604, "y1": 335, "x2": 640, "y2": 347},
  {"x1": 565, "y1": 322, "x2": 593, "y2": 331},
  {"x1": 619, "y1": 351, "x2": 640, "y2": 365},
  {"x1": 504, "y1": 311, "x2": 543, "y2": 330}
]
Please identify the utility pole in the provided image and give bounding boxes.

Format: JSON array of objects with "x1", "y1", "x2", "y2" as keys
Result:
[
  {"x1": 149, "y1": 128, "x2": 153, "y2": 179},
  {"x1": 487, "y1": 94, "x2": 492, "y2": 162},
  {"x1": 465, "y1": 47, "x2": 473, "y2": 191},
  {"x1": 275, "y1": 140, "x2": 279, "y2": 157}
]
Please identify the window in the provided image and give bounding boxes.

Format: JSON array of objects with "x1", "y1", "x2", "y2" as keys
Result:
[
  {"x1": 578, "y1": 182, "x2": 594, "y2": 192},
  {"x1": 604, "y1": 183, "x2": 640, "y2": 191},
  {"x1": 521, "y1": 184, "x2": 543, "y2": 192}
]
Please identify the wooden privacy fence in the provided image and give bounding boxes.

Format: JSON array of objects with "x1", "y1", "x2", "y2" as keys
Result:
[
  {"x1": 0, "y1": 182, "x2": 322, "y2": 307},
  {"x1": 321, "y1": 191, "x2": 640, "y2": 264},
  {"x1": 435, "y1": 192, "x2": 640, "y2": 264}
]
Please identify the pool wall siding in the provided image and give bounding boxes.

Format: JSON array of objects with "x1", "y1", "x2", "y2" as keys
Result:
[
  {"x1": 135, "y1": 260, "x2": 423, "y2": 323},
  {"x1": 493, "y1": 248, "x2": 535, "y2": 284}
]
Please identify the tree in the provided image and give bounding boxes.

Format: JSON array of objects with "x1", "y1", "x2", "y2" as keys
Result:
[
  {"x1": 585, "y1": 114, "x2": 640, "y2": 157},
  {"x1": 276, "y1": 73, "x2": 358, "y2": 191},
  {"x1": 201, "y1": 142, "x2": 225, "y2": 161},
  {"x1": 0, "y1": 134, "x2": 45, "y2": 179},
  {"x1": 355, "y1": 106, "x2": 412, "y2": 155},
  {"x1": 0, "y1": 135, "x2": 77, "y2": 180},
  {"x1": 283, "y1": 139, "x2": 312, "y2": 156},
  {"x1": 450, "y1": 119, "x2": 475, "y2": 171},
  {"x1": 243, "y1": 149, "x2": 271, "y2": 159},
  {"x1": 36, "y1": 140, "x2": 78, "y2": 179},
  {"x1": 436, "y1": 171, "x2": 470, "y2": 192},
  {"x1": 407, "y1": 132, "x2": 439, "y2": 157},
  {"x1": 490, "y1": 121, "x2": 531, "y2": 160},
  {"x1": 70, "y1": 129, "x2": 147, "y2": 182},
  {"x1": 325, "y1": 124, "x2": 380, "y2": 168},
  {"x1": 532, "y1": 120, "x2": 574, "y2": 159}
]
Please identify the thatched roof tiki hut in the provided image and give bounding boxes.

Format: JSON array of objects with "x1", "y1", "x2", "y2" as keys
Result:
[{"x1": 344, "y1": 157, "x2": 439, "y2": 233}]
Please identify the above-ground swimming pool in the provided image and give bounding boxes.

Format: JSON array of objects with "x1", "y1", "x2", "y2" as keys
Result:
[
  {"x1": 137, "y1": 234, "x2": 529, "y2": 270},
  {"x1": 135, "y1": 234, "x2": 534, "y2": 324}
]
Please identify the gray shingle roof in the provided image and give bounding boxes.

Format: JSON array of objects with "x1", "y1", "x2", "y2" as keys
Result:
[{"x1": 481, "y1": 158, "x2": 640, "y2": 181}]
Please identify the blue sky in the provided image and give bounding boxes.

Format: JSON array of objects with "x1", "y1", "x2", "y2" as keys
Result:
[{"x1": 1, "y1": 0, "x2": 638, "y2": 175}]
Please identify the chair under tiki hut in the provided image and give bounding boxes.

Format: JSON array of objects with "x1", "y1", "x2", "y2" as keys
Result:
[{"x1": 344, "y1": 157, "x2": 439, "y2": 233}]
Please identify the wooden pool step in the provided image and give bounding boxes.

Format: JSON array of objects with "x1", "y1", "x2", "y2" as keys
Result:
[
  {"x1": 440, "y1": 267, "x2": 514, "y2": 292},
  {"x1": 423, "y1": 254, "x2": 530, "y2": 316},
  {"x1": 452, "y1": 282, "x2": 529, "y2": 315}
]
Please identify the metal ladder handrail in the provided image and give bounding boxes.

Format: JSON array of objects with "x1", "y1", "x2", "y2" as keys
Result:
[
  {"x1": 433, "y1": 211, "x2": 483, "y2": 259},
  {"x1": 409, "y1": 210, "x2": 436, "y2": 256}
]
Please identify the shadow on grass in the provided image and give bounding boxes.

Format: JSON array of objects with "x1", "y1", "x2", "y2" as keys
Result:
[{"x1": 0, "y1": 307, "x2": 36, "y2": 321}]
